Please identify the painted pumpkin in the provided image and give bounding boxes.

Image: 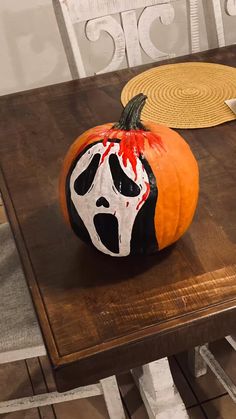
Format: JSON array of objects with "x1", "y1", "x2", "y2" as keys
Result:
[{"x1": 59, "y1": 94, "x2": 199, "y2": 257}]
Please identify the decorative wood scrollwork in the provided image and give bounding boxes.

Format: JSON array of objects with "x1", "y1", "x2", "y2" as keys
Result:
[
  {"x1": 226, "y1": 0, "x2": 236, "y2": 16},
  {"x1": 138, "y1": 4, "x2": 175, "y2": 60},
  {"x1": 189, "y1": 0, "x2": 200, "y2": 52},
  {"x1": 86, "y1": 16, "x2": 126, "y2": 74},
  {"x1": 121, "y1": 10, "x2": 142, "y2": 67},
  {"x1": 86, "y1": 4, "x2": 176, "y2": 74},
  {"x1": 211, "y1": 0, "x2": 226, "y2": 47}
]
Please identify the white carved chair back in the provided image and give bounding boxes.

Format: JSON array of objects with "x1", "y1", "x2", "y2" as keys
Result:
[
  {"x1": 210, "y1": 0, "x2": 236, "y2": 47},
  {"x1": 53, "y1": 0, "x2": 201, "y2": 79}
]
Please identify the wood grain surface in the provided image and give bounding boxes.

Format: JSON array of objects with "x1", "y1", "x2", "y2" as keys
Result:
[{"x1": 1, "y1": 45, "x2": 236, "y2": 392}]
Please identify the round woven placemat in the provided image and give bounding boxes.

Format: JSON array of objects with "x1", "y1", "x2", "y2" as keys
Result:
[{"x1": 121, "y1": 62, "x2": 236, "y2": 129}]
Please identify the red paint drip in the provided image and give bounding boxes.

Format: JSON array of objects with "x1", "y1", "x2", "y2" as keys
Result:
[
  {"x1": 118, "y1": 131, "x2": 139, "y2": 179},
  {"x1": 100, "y1": 142, "x2": 114, "y2": 164},
  {"x1": 102, "y1": 129, "x2": 114, "y2": 146},
  {"x1": 77, "y1": 127, "x2": 165, "y2": 177},
  {"x1": 136, "y1": 182, "x2": 150, "y2": 211},
  {"x1": 117, "y1": 129, "x2": 164, "y2": 179}
]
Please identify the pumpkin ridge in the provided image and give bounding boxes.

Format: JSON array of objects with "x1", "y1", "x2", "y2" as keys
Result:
[
  {"x1": 172, "y1": 157, "x2": 199, "y2": 243},
  {"x1": 156, "y1": 158, "x2": 180, "y2": 250}
]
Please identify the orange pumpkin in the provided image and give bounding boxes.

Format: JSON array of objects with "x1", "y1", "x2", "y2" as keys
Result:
[{"x1": 59, "y1": 94, "x2": 199, "y2": 257}]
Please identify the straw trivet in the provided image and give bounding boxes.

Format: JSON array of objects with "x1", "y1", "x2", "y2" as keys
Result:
[{"x1": 121, "y1": 62, "x2": 236, "y2": 129}]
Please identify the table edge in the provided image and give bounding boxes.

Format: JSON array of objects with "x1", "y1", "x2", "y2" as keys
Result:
[
  {"x1": 1, "y1": 166, "x2": 236, "y2": 368},
  {"x1": 0, "y1": 45, "x2": 235, "y2": 104}
]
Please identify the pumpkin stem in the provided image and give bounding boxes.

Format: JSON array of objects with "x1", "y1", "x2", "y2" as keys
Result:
[{"x1": 113, "y1": 93, "x2": 148, "y2": 131}]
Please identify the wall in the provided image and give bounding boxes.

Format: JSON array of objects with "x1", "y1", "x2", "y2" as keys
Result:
[{"x1": 0, "y1": 0, "x2": 235, "y2": 96}]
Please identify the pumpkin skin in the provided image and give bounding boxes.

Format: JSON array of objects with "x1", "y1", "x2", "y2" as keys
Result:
[{"x1": 59, "y1": 94, "x2": 199, "y2": 257}]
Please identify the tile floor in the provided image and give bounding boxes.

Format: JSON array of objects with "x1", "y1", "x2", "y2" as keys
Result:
[{"x1": 1, "y1": 200, "x2": 236, "y2": 418}]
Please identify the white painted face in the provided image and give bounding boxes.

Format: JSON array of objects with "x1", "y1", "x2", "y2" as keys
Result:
[{"x1": 70, "y1": 142, "x2": 150, "y2": 257}]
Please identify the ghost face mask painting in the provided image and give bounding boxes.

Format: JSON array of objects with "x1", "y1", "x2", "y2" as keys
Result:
[{"x1": 66, "y1": 140, "x2": 158, "y2": 257}]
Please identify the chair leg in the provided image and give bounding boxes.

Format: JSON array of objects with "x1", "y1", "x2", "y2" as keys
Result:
[
  {"x1": 199, "y1": 344, "x2": 236, "y2": 403},
  {"x1": 132, "y1": 357, "x2": 189, "y2": 419},
  {"x1": 0, "y1": 376, "x2": 125, "y2": 417},
  {"x1": 0, "y1": 384, "x2": 102, "y2": 414},
  {"x1": 188, "y1": 345, "x2": 208, "y2": 378},
  {"x1": 188, "y1": 341, "x2": 236, "y2": 403},
  {"x1": 100, "y1": 376, "x2": 126, "y2": 419},
  {"x1": 226, "y1": 335, "x2": 236, "y2": 351}
]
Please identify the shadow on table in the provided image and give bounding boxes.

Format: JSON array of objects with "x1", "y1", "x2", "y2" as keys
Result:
[
  {"x1": 20, "y1": 202, "x2": 197, "y2": 290},
  {"x1": 71, "y1": 241, "x2": 176, "y2": 288}
]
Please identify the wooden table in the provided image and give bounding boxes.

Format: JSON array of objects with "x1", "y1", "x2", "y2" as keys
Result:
[{"x1": 1, "y1": 45, "x2": 236, "y2": 393}]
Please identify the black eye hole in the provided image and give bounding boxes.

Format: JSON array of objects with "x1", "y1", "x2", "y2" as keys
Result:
[
  {"x1": 74, "y1": 153, "x2": 101, "y2": 196},
  {"x1": 109, "y1": 154, "x2": 141, "y2": 197}
]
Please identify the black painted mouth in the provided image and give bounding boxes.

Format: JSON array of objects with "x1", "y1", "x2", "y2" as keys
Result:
[{"x1": 94, "y1": 213, "x2": 119, "y2": 254}]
